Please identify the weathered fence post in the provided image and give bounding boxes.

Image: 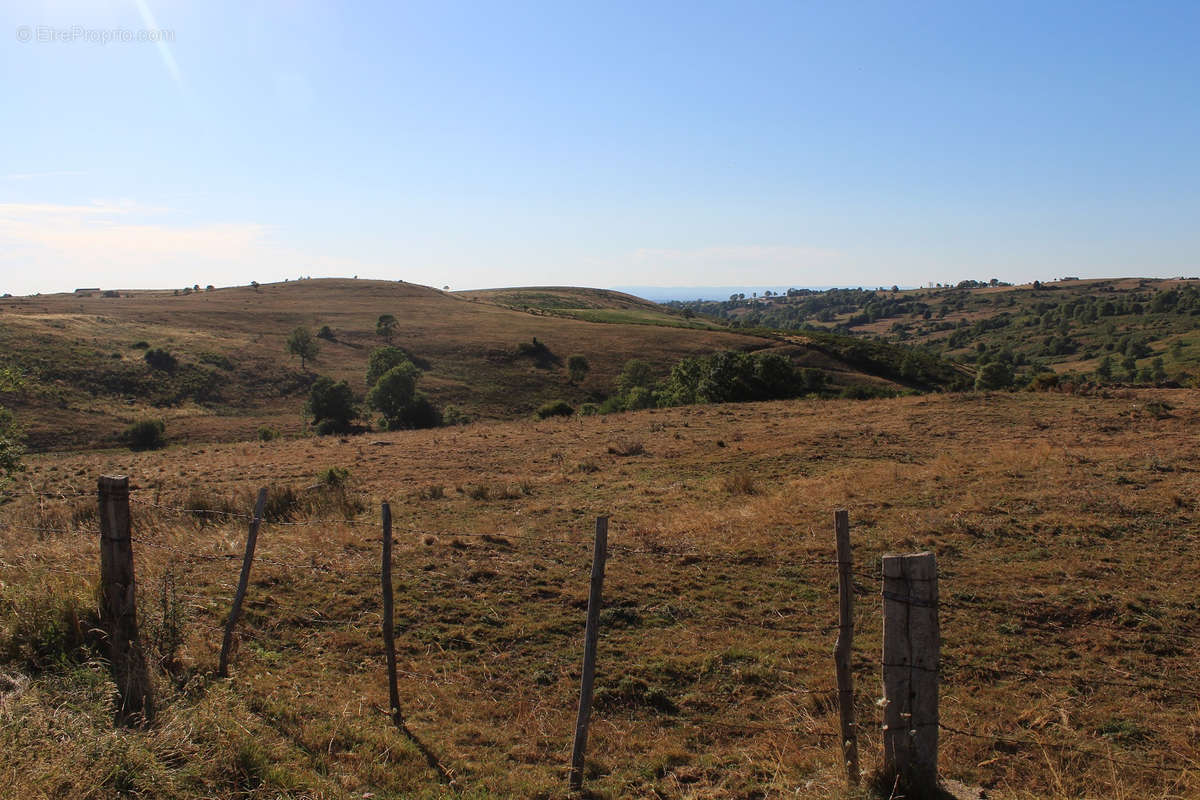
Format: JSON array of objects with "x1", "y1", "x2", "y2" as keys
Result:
[
  {"x1": 380, "y1": 501, "x2": 403, "y2": 729},
  {"x1": 218, "y1": 487, "x2": 267, "y2": 677},
  {"x1": 833, "y1": 509, "x2": 859, "y2": 786},
  {"x1": 881, "y1": 552, "x2": 939, "y2": 796},
  {"x1": 98, "y1": 475, "x2": 155, "y2": 725},
  {"x1": 569, "y1": 516, "x2": 608, "y2": 793},
  {"x1": 378, "y1": 502, "x2": 454, "y2": 786}
]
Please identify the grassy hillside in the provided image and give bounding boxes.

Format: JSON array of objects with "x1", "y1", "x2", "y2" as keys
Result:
[
  {"x1": 672, "y1": 278, "x2": 1200, "y2": 387},
  {"x1": 0, "y1": 280, "x2": 960, "y2": 452},
  {"x1": 459, "y1": 285, "x2": 725, "y2": 329},
  {"x1": 2, "y1": 390, "x2": 1198, "y2": 798}
]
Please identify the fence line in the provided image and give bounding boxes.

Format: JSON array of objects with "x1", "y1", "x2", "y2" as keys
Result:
[
  {"x1": 938, "y1": 722, "x2": 1196, "y2": 775},
  {"x1": 4, "y1": 481, "x2": 1197, "y2": 792}
]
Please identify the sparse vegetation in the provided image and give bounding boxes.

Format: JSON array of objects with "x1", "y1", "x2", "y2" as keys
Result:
[
  {"x1": 367, "y1": 361, "x2": 440, "y2": 430},
  {"x1": 535, "y1": 399, "x2": 574, "y2": 419},
  {"x1": 567, "y1": 353, "x2": 590, "y2": 383},
  {"x1": 376, "y1": 313, "x2": 398, "y2": 344},
  {"x1": 143, "y1": 347, "x2": 177, "y2": 372},
  {"x1": 124, "y1": 418, "x2": 166, "y2": 450},
  {"x1": 2, "y1": 389, "x2": 1200, "y2": 798},
  {"x1": 305, "y1": 377, "x2": 357, "y2": 435},
  {"x1": 286, "y1": 326, "x2": 319, "y2": 370}
]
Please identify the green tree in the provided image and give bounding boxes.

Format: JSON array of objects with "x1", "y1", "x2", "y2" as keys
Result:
[
  {"x1": 616, "y1": 359, "x2": 655, "y2": 395},
  {"x1": 376, "y1": 313, "x2": 398, "y2": 344},
  {"x1": 367, "y1": 346, "x2": 414, "y2": 386},
  {"x1": 1152, "y1": 357, "x2": 1167, "y2": 382},
  {"x1": 566, "y1": 354, "x2": 590, "y2": 384},
  {"x1": 367, "y1": 362, "x2": 440, "y2": 430},
  {"x1": 287, "y1": 327, "x2": 319, "y2": 370},
  {"x1": 306, "y1": 377, "x2": 357, "y2": 434},
  {"x1": 1095, "y1": 355, "x2": 1114, "y2": 381},
  {"x1": 975, "y1": 361, "x2": 1013, "y2": 390}
]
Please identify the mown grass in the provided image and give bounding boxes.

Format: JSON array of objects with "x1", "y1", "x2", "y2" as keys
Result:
[{"x1": 1, "y1": 390, "x2": 1199, "y2": 798}]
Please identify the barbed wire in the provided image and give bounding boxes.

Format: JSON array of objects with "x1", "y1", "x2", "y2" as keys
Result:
[
  {"x1": 944, "y1": 658, "x2": 1200, "y2": 700},
  {"x1": 942, "y1": 597, "x2": 1200, "y2": 642},
  {"x1": 939, "y1": 721, "x2": 1196, "y2": 775}
]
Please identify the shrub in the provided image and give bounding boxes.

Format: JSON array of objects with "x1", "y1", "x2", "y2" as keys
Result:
[
  {"x1": 316, "y1": 325, "x2": 336, "y2": 341},
  {"x1": 579, "y1": 402, "x2": 600, "y2": 416},
  {"x1": 125, "y1": 418, "x2": 166, "y2": 450},
  {"x1": 616, "y1": 359, "x2": 655, "y2": 395},
  {"x1": 257, "y1": 426, "x2": 279, "y2": 442},
  {"x1": 143, "y1": 348, "x2": 177, "y2": 372},
  {"x1": 1028, "y1": 373, "x2": 1060, "y2": 392},
  {"x1": 366, "y1": 346, "x2": 416, "y2": 387},
  {"x1": 2, "y1": 579, "x2": 99, "y2": 671},
  {"x1": 306, "y1": 377, "x2": 357, "y2": 435},
  {"x1": 368, "y1": 362, "x2": 440, "y2": 429},
  {"x1": 130, "y1": 340, "x2": 149, "y2": 349},
  {"x1": 535, "y1": 399, "x2": 574, "y2": 419},
  {"x1": 624, "y1": 385, "x2": 658, "y2": 410},
  {"x1": 441, "y1": 405, "x2": 470, "y2": 426},
  {"x1": 976, "y1": 361, "x2": 1015, "y2": 390},
  {"x1": 318, "y1": 466, "x2": 350, "y2": 488},
  {"x1": 515, "y1": 338, "x2": 549, "y2": 357},
  {"x1": 567, "y1": 354, "x2": 590, "y2": 383}
]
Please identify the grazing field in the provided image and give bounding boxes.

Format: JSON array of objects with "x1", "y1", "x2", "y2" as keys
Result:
[
  {"x1": 0, "y1": 280, "x2": 945, "y2": 453},
  {"x1": 2, "y1": 390, "x2": 1198, "y2": 798}
]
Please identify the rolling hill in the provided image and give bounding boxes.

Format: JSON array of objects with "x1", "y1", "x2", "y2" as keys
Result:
[
  {"x1": 0, "y1": 279, "x2": 959, "y2": 451},
  {"x1": 671, "y1": 277, "x2": 1200, "y2": 388}
]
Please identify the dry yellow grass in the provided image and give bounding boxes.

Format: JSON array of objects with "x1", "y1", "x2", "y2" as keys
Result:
[{"x1": 2, "y1": 390, "x2": 1199, "y2": 798}]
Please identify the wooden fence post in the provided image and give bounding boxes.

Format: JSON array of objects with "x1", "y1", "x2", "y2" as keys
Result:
[
  {"x1": 881, "y1": 552, "x2": 940, "y2": 797},
  {"x1": 98, "y1": 475, "x2": 154, "y2": 725},
  {"x1": 378, "y1": 502, "x2": 454, "y2": 786},
  {"x1": 833, "y1": 509, "x2": 859, "y2": 786},
  {"x1": 380, "y1": 501, "x2": 403, "y2": 729},
  {"x1": 218, "y1": 487, "x2": 267, "y2": 678},
  {"x1": 569, "y1": 516, "x2": 608, "y2": 793}
]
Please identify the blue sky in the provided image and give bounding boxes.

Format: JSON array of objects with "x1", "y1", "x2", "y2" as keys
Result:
[{"x1": 2, "y1": 1, "x2": 1198, "y2": 295}]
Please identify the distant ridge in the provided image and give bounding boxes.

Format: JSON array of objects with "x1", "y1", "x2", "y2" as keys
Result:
[{"x1": 613, "y1": 285, "x2": 853, "y2": 303}]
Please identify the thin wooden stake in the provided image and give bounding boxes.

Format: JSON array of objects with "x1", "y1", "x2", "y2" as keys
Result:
[
  {"x1": 569, "y1": 516, "x2": 608, "y2": 793},
  {"x1": 218, "y1": 487, "x2": 267, "y2": 678},
  {"x1": 381, "y1": 501, "x2": 403, "y2": 729},
  {"x1": 833, "y1": 509, "x2": 859, "y2": 786},
  {"x1": 379, "y1": 502, "x2": 454, "y2": 786},
  {"x1": 98, "y1": 475, "x2": 154, "y2": 725},
  {"x1": 881, "y1": 551, "x2": 940, "y2": 797}
]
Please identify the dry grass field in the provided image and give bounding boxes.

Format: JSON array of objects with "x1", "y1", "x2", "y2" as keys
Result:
[
  {"x1": 3, "y1": 389, "x2": 1199, "y2": 798},
  {"x1": 0, "y1": 280, "x2": 919, "y2": 452}
]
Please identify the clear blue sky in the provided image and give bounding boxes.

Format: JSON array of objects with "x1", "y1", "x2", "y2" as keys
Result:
[{"x1": 2, "y1": 1, "x2": 1198, "y2": 295}]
